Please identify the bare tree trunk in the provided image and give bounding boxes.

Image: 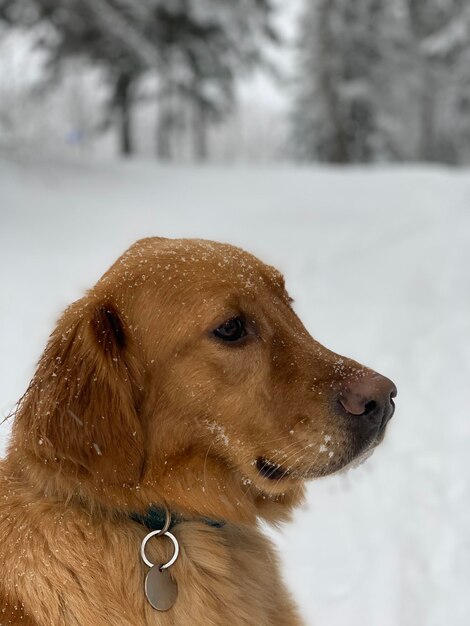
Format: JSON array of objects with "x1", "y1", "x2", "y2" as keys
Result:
[
  {"x1": 419, "y1": 64, "x2": 436, "y2": 161},
  {"x1": 115, "y1": 72, "x2": 134, "y2": 157},
  {"x1": 318, "y1": 0, "x2": 349, "y2": 163},
  {"x1": 408, "y1": 0, "x2": 437, "y2": 162},
  {"x1": 156, "y1": 101, "x2": 173, "y2": 161},
  {"x1": 193, "y1": 99, "x2": 208, "y2": 161}
]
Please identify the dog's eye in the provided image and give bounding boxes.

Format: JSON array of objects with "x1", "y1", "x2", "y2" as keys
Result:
[{"x1": 213, "y1": 317, "x2": 247, "y2": 342}]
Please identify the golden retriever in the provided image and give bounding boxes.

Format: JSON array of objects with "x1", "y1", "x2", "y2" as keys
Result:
[{"x1": 0, "y1": 237, "x2": 396, "y2": 625}]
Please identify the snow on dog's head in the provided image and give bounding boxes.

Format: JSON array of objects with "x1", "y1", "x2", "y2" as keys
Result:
[{"x1": 12, "y1": 237, "x2": 396, "y2": 524}]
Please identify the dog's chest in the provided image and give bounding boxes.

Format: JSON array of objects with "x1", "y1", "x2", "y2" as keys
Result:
[
  {"x1": 63, "y1": 521, "x2": 287, "y2": 625},
  {"x1": 3, "y1": 507, "x2": 296, "y2": 626}
]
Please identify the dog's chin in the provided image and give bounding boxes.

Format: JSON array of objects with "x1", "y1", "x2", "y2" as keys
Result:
[
  {"x1": 323, "y1": 420, "x2": 391, "y2": 477},
  {"x1": 321, "y1": 436, "x2": 383, "y2": 478},
  {"x1": 327, "y1": 446, "x2": 377, "y2": 477},
  {"x1": 250, "y1": 427, "x2": 386, "y2": 488},
  {"x1": 297, "y1": 433, "x2": 385, "y2": 480}
]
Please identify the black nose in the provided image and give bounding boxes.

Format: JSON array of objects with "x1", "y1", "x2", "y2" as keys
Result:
[{"x1": 338, "y1": 373, "x2": 397, "y2": 430}]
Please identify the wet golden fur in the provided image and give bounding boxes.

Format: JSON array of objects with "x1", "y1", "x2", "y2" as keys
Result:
[{"x1": 0, "y1": 237, "x2": 380, "y2": 625}]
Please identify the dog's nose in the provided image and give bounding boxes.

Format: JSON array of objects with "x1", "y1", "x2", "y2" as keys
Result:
[{"x1": 338, "y1": 373, "x2": 397, "y2": 428}]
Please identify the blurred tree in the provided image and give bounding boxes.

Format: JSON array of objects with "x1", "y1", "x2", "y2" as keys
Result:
[
  {"x1": 292, "y1": 0, "x2": 384, "y2": 163},
  {"x1": 0, "y1": 0, "x2": 278, "y2": 160},
  {"x1": 292, "y1": 0, "x2": 470, "y2": 164},
  {"x1": 406, "y1": 0, "x2": 470, "y2": 163},
  {"x1": 151, "y1": 1, "x2": 278, "y2": 161},
  {"x1": 0, "y1": 0, "x2": 152, "y2": 155}
]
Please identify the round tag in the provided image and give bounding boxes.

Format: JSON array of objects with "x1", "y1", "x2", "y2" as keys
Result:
[{"x1": 145, "y1": 566, "x2": 178, "y2": 611}]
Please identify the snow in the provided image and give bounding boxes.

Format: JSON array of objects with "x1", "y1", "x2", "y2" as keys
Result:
[{"x1": 1, "y1": 156, "x2": 469, "y2": 625}]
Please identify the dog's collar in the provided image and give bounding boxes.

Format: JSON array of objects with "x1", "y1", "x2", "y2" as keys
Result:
[
  {"x1": 130, "y1": 506, "x2": 225, "y2": 531},
  {"x1": 132, "y1": 506, "x2": 224, "y2": 610}
]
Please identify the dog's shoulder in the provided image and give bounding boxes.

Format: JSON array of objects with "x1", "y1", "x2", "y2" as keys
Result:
[{"x1": 0, "y1": 463, "x2": 37, "y2": 624}]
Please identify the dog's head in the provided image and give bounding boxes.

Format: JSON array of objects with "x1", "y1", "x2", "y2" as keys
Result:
[{"x1": 13, "y1": 238, "x2": 396, "y2": 523}]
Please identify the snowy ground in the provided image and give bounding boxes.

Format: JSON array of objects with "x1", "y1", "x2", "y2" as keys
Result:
[{"x1": 1, "y1": 156, "x2": 469, "y2": 626}]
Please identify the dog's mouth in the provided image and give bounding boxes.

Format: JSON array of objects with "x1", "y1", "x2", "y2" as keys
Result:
[
  {"x1": 256, "y1": 457, "x2": 290, "y2": 481},
  {"x1": 254, "y1": 417, "x2": 391, "y2": 483}
]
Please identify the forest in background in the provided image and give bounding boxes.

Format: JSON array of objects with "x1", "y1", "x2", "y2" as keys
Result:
[{"x1": 1, "y1": 0, "x2": 470, "y2": 164}]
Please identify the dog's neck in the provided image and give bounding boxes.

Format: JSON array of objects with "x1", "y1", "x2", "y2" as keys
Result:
[
  {"x1": 130, "y1": 505, "x2": 225, "y2": 531},
  {"x1": 6, "y1": 445, "x2": 304, "y2": 528}
]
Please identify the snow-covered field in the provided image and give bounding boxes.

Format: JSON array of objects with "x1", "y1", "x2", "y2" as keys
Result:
[{"x1": 1, "y1": 156, "x2": 469, "y2": 626}]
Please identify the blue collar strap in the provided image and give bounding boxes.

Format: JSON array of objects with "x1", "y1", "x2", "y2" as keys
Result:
[{"x1": 130, "y1": 506, "x2": 225, "y2": 531}]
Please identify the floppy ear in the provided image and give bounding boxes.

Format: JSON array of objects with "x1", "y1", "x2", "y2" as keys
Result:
[{"x1": 15, "y1": 297, "x2": 144, "y2": 486}]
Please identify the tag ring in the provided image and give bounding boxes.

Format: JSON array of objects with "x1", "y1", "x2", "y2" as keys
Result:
[
  {"x1": 152, "y1": 506, "x2": 172, "y2": 537},
  {"x1": 141, "y1": 530, "x2": 179, "y2": 570}
]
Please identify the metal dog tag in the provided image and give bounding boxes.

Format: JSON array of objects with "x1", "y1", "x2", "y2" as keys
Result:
[{"x1": 145, "y1": 566, "x2": 178, "y2": 611}]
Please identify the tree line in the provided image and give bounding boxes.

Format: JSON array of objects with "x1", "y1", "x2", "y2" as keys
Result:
[
  {"x1": 0, "y1": 0, "x2": 278, "y2": 159},
  {"x1": 292, "y1": 0, "x2": 470, "y2": 165},
  {"x1": 2, "y1": 0, "x2": 470, "y2": 165}
]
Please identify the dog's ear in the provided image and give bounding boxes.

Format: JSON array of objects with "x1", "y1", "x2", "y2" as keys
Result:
[{"x1": 15, "y1": 297, "x2": 144, "y2": 486}]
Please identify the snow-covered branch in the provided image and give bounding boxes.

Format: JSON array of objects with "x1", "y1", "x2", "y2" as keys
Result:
[{"x1": 80, "y1": 0, "x2": 160, "y2": 69}]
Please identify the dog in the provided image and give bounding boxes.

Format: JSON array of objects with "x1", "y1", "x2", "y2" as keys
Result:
[{"x1": 0, "y1": 237, "x2": 396, "y2": 625}]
